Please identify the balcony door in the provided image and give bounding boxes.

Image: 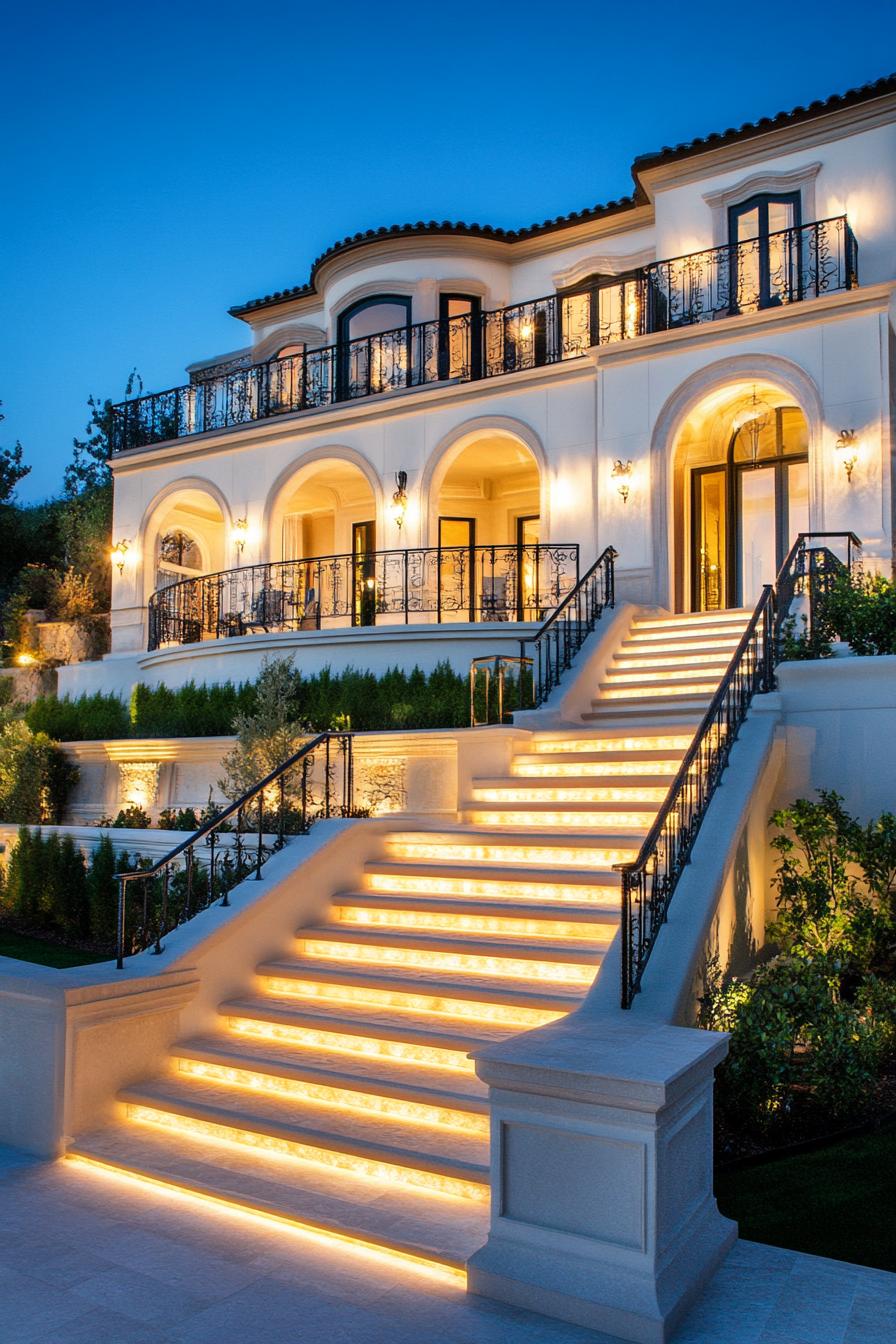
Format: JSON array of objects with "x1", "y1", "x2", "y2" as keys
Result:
[
  {"x1": 691, "y1": 405, "x2": 809, "y2": 610},
  {"x1": 438, "y1": 294, "x2": 481, "y2": 380},
  {"x1": 352, "y1": 520, "x2": 376, "y2": 626},
  {"x1": 438, "y1": 517, "x2": 475, "y2": 621},
  {"x1": 728, "y1": 193, "x2": 801, "y2": 313}
]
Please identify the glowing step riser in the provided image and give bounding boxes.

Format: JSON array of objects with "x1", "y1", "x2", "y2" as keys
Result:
[
  {"x1": 385, "y1": 842, "x2": 636, "y2": 869},
  {"x1": 614, "y1": 654, "x2": 735, "y2": 671},
  {"x1": 600, "y1": 684, "x2": 718, "y2": 700},
  {"x1": 605, "y1": 667, "x2": 728, "y2": 685},
  {"x1": 256, "y1": 980, "x2": 566, "y2": 1028},
  {"x1": 472, "y1": 787, "x2": 668, "y2": 803},
  {"x1": 226, "y1": 1016, "x2": 476, "y2": 1073},
  {"x1": 511, "y1": 761, "x2": 679, "y2": 779},
  {"x1": 463, "y1": 810, "x2": 654, "y2": 831},
  {"x1": 336, "y1": 908, "x2": 611, "y2": 940},
  {"x1": 298, "y1": 941, "x2": 597, "y2": 986},
  {"x1": 66, "y1": 1156, "x2": 465, "y2": 1285},
  {"x1": 366, "y1": 873, "x2": 618, "y2": 905},
  {"x1": 124, "y1": 1104, "x2": 487, "y2": 1203},
  {"x1": 174, "y1": 1059, "x2": 488, "y2": 1137},
  {"x1": 532, "y1": 736, "x2": 692, "y2": 754}
]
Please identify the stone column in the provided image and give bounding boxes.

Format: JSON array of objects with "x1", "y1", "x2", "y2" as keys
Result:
[{"x1": 466, "y1": 1015, "x2": 735, "y2": 1344}]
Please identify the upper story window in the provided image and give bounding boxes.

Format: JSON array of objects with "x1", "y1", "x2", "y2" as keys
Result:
[
  {"x1": 439, "y1": 293, "x2": 481, "y2": 379},
  {"x1": 728, "y1": 193, "x2": 802, "y2": 311},
  {"x1": 156, "y1": 529, "x2": 203, "y2": 591},
  {"x1": 268, "y1": 343, "x2": 305, "y2": 408},
  {"x1": 559, "y1": 272, "x2": 643, "y2": 352},
  {"x1": 336, "y1": 296, "x2": 412, "y2": 396}
]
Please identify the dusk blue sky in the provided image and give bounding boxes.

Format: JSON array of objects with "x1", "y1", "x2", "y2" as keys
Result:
[{"x1": 2, "y1": 1, "x2": 893, "y2": 501}]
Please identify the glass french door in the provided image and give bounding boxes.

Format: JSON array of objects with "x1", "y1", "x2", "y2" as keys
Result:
[
  {"x1": 735, "y1": 458, "x2": 809, "y2": 605},
  {"x1": 352, "y1": 520, "x2": 376, "y2": 626},
  {"x1": 728, "y1": 193, "x2": 801, "y2": 313},
  {"x1": 438, "y1": 517, "x2": 475, "y2": 621},
  {"x1": 516, "y1": 514, "x2": 540, "y2": 619},
  {"x1": 438, "y1": 294, "x2": 481, "y2": 380},
  {"x1": 692, "y1": 468, "x2": 727, "y2": 612}
]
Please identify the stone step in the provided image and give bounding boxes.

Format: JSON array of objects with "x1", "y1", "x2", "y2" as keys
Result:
[
  {"x1": 297, "y1": 923, "x2": 609, "y2": 966},
  {"x1": 630, "y1": 609, "x2": 750, "y2": 631},
  {"x1": 472, "y1": 777, "x2": 669, "y2": 800},
  {"x1": 331, "y1": 890, "x2": 618, "y2": 928},
  {"x1": 382, "y1": 829, "x2": 639, "y2": 869},
  {"x1": 362, "y1": 861, "x2": 620, "y2": 906},
  {"x1": 603, "y1": 663, "x2": 732, "y2": 685},
  {"x1": 68, "y1": 1125, "x2": 489, "y2": 1272},
  {"x1": 116, "y1": 1075, "x2": 491, "y2": 1198}
]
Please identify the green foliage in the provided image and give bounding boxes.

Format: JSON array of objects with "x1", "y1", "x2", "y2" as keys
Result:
[
  {"x1": 157, "y1": 807, "x2": 199, "y2": 831},
  {"x1": 819, "y1": 568, "x2": 896, "y2": 656},
  {"x1": 0, "y1": 720, "x2": 78, "y2": 823},
  {"x1": 0, "y1": 403, "x2": 29, "y2": 505},
  {"x1": 95, "y1": 805, "x2": 152, "y2": 829},
  {"x1": 128, "y1": 679, "x2": 257, "y2": 738},
  {"x1": 219, "y1": 658, "x2": 311, "y2": 801},
  {"x1": 702, "y1": 793, "x2": 896, "y2": 1137},
  {"x1": 25, "y1": 692, "x2": 130, "y2": 741},
  {"x1": 778, "y1": 613, "x2": 832, "y2": 662}
]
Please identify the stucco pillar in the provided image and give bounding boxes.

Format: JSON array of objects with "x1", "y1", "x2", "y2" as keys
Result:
[{"x1": 466, "y1": 1015, "x2": 735, "y2": 1344}]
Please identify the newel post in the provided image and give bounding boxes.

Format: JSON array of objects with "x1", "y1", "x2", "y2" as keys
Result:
[{"x1": 466, "y1": 1016, "x2": 735, "y2": 1344}]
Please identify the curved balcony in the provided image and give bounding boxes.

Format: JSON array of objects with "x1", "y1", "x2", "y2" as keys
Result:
[
  {"x1": 146, "y1": 543, "x2": 580, "y2": 651},
  {"x1": 112, "y1": 217, "x2": 857, "y2": 454}
]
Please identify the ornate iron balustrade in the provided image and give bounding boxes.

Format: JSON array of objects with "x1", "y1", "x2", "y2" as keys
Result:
[
  {"x1": 616, "y1": 531, "x2": 862, "y2": 1009},
  {"x1": 110, "y1": 218, "x2": 857, "y2": 452},
  {"x1": 115, "y1": 732, "x2": 353, "y2": 967},
  {"x1": 147, "y1": 543, "x2": 579, "y2": 650}
]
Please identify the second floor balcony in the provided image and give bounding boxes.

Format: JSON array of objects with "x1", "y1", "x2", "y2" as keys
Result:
[{"x1": 112, "y1": 216, "x2": 857, "y2": 454}]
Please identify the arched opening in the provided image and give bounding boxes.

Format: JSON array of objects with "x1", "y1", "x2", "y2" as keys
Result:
[
  {"x1": 672, "y1": 383, "x2": 810, "y2": 612},
  {"x1": 274, "y1": 458, "x2": 378, "y2": 626},
  {"x1": 144, "y1": 488, "x2": 226, "y2": 601},
  {"x1": 433, "y1": 434, "x2": 546, "y2": 620}
]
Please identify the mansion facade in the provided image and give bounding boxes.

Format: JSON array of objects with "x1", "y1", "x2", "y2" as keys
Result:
[{"x1": 68, "y1": 74, "x2": 896, "y2": 695}]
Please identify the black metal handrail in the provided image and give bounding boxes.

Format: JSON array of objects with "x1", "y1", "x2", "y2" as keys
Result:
[
  {"x1": 115, "y1": 731, "x2": 353, "y2": 967},
  {"x1": 521, "y1": 546, "x2": 617, "y2": 707},
  {"x1": 615, "y1": 531, "x2": 862, "y2": 1008},
  {"x1": 147, "y1": 542, "x2": 579, "y2": 650},
  {"x1": 110, "y1": 217, "x2": 857, "y2": 452}
]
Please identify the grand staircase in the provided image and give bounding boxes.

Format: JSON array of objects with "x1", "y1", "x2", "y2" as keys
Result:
[{"x1": 69, "y1": 607, "x2": 750, "y2": 1280}]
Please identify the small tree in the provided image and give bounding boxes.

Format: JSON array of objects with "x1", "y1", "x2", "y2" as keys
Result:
[
  {"x1": 0, "y1": 720, "x2": 78, "y2": 824},
  {"x1": 218, "y1": 657, "x2": 310, "y2": 801}
]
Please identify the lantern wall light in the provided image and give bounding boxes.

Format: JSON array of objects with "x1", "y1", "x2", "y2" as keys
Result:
[
  {"x1": 612, "y1": 459, "x2": 633, "y2": 503},
  {"x1": 391, "y1": 471, "x2": 408, "y2": 531},
  {"x1": 110, "y1": 539, "x2": 130, "y2": 575},
  {"x1": 835, "y1": 429, "x2": 859, "y2": 483},
  {"x1": 233, "y1": 517, "x2": 249, "y2": 553}
]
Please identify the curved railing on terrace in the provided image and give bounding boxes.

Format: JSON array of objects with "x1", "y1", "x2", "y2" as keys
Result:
[
  {"x1": 147, "y1": 542, "x2": 579, "y2": 651},
  {"x1": 112, "y1": 217, "x2": 857, "y2": 453}
]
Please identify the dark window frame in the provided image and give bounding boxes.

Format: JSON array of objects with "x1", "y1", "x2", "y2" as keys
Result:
[
  {"x1": 438, "y1": 293, "x2": 482, "y2": 380},
  {"x1": 727, "y1": 192, "x2": 802, "y2": 312}
]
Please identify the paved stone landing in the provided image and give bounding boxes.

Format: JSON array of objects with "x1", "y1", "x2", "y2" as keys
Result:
[{"x1": 0, "y1": 1147, "x2": 892, "y2": 1343}]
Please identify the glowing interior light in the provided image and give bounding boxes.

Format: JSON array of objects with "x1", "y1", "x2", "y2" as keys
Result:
[
  {"x1": 335, "y1": 907, "x2": 610, "y2": 941},
  {"x1": 511, "y1": 758, "x2": 680, "y2": 778},
  {"x1": 175, "y1": 1058, "x2": 488, "y2": 1136},
  {"x1": 65, "y1": 1155, "x2": 467, "y2": 1285},
  {"x1": 384, "y1": 838, "x2": 636, "y2": 868},
  {"x1": 297, "y1": 939, "x2": 598, "y2": 985},
  {"x1": 226, "y1": 1016, "x2": 476, "y2": 1071},
  {"x1": 463, "y1": 808, "x2": 654, "y2": 831},
  {"x1": 365, "y1": 871, "x2": 618, "y2": 905},
  {"x1": 471, "y1": 785, "x2": 668, "y2": 804},
  {"x1": 257, "y1": 978, "x2": 565, "y2": 1027},
  {"x1": 124, "y1": 1104, "x2": 488, "y2": 1202}
]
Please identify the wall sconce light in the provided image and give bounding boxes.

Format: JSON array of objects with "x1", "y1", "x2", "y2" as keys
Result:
[
  {"x1": 519, "y1": 321, "x2": 534, "y2": 340},
  {"x1": 110, "y1": 539, "x2": 130, "y2": 574},
  {"x1": 16, "y1": 652, "x2": 36, "y2": 667},
  {"x1": 835, "y1": 429, "x2": 859, "y2": 483},
  {"x1": 612, "y1": 459, "x2": 633, "y2": 503},
  {"x1": 233, "y1": 517, "x2": 249, "y2": 553},
  {"x1": 391, "y1": 471, "x2": 408, "y2": 531}
]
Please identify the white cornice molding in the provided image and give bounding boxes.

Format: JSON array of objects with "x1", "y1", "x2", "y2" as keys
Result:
[
  {"x1": 552, "y1": 247, "x2": 656, "y2": 289},
  {"x1": 252, "y1": 324, "x2": 327, "y2": 359},
  {"x1": 637, "y1": 95, "x2": 896, "y2": 198},
  {"x1": 702, "y1": 162, "x2": 822, "y2": 245}
]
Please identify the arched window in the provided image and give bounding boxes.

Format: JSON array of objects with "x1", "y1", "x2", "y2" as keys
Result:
[
  {"x1": 156, "y1": 529, "x2": 203, "y2": 591},
  {"x1": 268, "y1": 343, "x2": 305, "y2": 411},
  {"x1": 337, "y1": 295, "x2": 412, "y2": 398}
]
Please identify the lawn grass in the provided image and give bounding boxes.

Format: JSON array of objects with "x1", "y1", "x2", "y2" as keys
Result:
[
  {"x1": 0, "y1": 929, "x2": 109, "y2": 969},
  {"x1": 715, "y1": 1120, "x2": 896, "y2": 1272}
]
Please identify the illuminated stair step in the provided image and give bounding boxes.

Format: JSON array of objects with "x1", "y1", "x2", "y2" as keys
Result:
[
  {"x1": 598, "y1": 682, "x2": 720, "y2": 700},
  {"x1": 116, "y1": 1077, "x2": 490, "y2": 1201},
  {"x1": 331, "y1": 893, "x2": 618, "y2": 938},
  {"x1": 364, "y1": 863, "x2": 619, "y2": 905},
  {"x1": 611, "y1": 651, "x2": 736, "y2": 671},
  {"x1": 170, "y1": 1038, "x2": 488, "y2": 1135},
  {"x1": 461, "y1": 809, "x2": 652, "y2": 832},
  {"x1": 622, "y1": 630, "x2": 745, "y2": 650},
  {"x1": 296, "y1": 928, "x2": 606, "y2": 985},
  {"x1": 67, "y1": 1126, "x2": 488, "y2": 1274},
  {"x1": 257, "y1": 960, "x2": 585, "y2": 1018},
  {"x1": 471, "y1": 780, "x2": 669, "y2": 803},
  {"x1": 529, "y1": 734, "x2": 694, "y2": 754},
  {"x1": 604, "y1": 665, "x2": 732, "y2": 686},
  {"x1": 630, "y1": 609, "x2": 750, "y2": 631},
  {"x1": 510, "y1": 760, "x2": 679, "y2": 780},
  {"x1": 383, "y1": 830, "x2": 638, "y2": 869}
]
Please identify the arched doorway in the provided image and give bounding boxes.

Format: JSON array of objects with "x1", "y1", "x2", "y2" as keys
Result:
[
  {"x1": 433, "y1": 434, "x2": 544, "y2": 620},
  {"x1": 673, "y1": 385, "x2": 810, "y2": 612},
  {"x1": 143, "y1": 487, "x2": 228, "y2": 645},
  {"x1": 272, "y1": 458, "x2": 378, "y2": 626}
]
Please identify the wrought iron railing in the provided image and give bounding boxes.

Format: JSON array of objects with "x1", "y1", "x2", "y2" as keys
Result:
[
  {"x1": 147, "y1": 543, "x2": 579, "y2": 650},
  {"x1": 115, "y1": 732, "x2": 353, "y2": 967},
  {"x1": 110, "y1": 217, "x2": 857, "y2": 452},
  {"x1": 616, "y1": 532, "x2": 862, "y2": 1009}
]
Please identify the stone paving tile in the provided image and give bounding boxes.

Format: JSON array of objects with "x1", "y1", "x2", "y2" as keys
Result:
[{"x1": 69, "y1": 1263, "x2": 215, "y2": 1327}]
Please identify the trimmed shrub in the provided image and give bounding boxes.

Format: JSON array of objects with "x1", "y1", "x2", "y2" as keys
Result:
[
  {"x1": 26, "y1": 692, "x2": 129, "y2": 742},
  {"x1": 0, "y1": 720, "x2": 78, "y2": 823}
]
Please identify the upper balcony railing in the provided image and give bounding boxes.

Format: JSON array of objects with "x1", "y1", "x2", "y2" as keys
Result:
[{"x1": 111, "y1": 217, "x2": 857, "y2": 453}]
